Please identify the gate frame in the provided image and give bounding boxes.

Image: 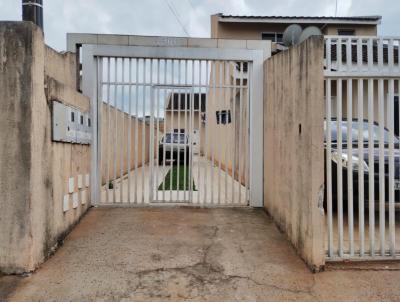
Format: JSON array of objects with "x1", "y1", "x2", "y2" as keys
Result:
[{"x1": 76, "y1": 36, "x2": 268, "y2": 207}]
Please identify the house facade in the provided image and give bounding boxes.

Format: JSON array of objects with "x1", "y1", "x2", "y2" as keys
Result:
[
  {"x1": 211, "y1": 14, "x2": 400, "y2": 133},
  {"x1": 164, "y1": 92, "x2": 206, "y2": 154},
  {"x1": 211, "y1": 14, "x2": 381, "y2": 41}
]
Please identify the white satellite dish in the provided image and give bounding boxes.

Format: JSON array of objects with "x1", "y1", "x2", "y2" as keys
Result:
[
  {"x1": 298, "y1": 26, "x2": 323, "y2": 44},
  {"x1": 282, "y1": 24, "x2": 302, "y2": 47}
]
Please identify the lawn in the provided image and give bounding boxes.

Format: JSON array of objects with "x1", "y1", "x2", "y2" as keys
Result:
[{"x1": 158, "y1": 165, "x2": 197, "y2": 191}]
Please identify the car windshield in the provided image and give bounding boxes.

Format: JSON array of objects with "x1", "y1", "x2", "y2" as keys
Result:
[
  {"x1": 325, "y1": 120, "x2": 399, "y2": 144},
  {"x1": 164, "y1": 133, "x2": 187, "y2": 144}
]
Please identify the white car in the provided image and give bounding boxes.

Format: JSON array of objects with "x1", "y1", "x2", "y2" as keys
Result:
[{"x1": 158, "y1": 133, "x2": 190, "y2": 165}]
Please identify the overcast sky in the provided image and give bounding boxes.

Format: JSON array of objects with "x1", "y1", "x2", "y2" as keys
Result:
[{"x1": 0, "y1": 0, "x2": 398, "y2": 51}]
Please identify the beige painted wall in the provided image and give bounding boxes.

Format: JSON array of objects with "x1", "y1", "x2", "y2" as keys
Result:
[
  {"x1": 205, "y1": 62, "x2": 249, "y2": 184},
  {"x1": 0, "y1": 22, "x2": 90, "y2": 274},
  {"x1": 264, "y1": 36, "x2": 326, "y2": 271},
  {"x1": 164, "y1": 111, "x2": 201, "y2": 134},
  {"x1": 100, "y1": 104, "x2": 157, "y2": 184}
]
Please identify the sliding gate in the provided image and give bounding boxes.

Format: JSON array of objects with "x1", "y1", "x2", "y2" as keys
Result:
[{"x1": 82, "y1": 44, "x2": 264, "y2": 207}]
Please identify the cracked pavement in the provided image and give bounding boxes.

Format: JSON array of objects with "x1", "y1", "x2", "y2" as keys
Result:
[{"x1": 2, "y1": 207, "x2": 400, "y2": 301}]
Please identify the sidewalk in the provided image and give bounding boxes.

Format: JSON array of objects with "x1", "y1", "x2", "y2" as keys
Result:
[{"x1": 1, "y1": 207, "x2": 400, "y2": 301}]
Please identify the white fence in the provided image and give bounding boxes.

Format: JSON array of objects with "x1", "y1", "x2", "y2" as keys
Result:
[{"x1": 324, "y1": 36, "x2": 400, "y2": 260}]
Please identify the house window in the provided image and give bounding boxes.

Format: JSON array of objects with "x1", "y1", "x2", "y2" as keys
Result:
[
  {"x1": 216, "y1": 110, "x2": 231, "y2": 125},
  {"x1": 337, "y1": 29, "x2": 355, "y2": 36},
  {"x1": 235, "y1": 62, "x2": 248, "y2": 73},
  {"x1": 394, "y1": 96, "x2": 399, "y2": 136},
  {"x1": 262, "y1": 32, "x2": 283, "y2": 43}
]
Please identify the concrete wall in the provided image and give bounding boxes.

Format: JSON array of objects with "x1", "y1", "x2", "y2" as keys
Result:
[
  {"x1": 100, "y1": 103, "x2": 155, "y2": 184},
  {"x1": 0, "y1": 22, "x2": 91, "y2": 274},
  {"x1": 264, "y1": 36, "x2": 325, "y2": 271}
]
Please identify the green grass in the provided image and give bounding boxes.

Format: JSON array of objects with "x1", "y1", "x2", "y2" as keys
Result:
[{"x1": 158, "y1": 165, "x2": 197, "y2": 191}]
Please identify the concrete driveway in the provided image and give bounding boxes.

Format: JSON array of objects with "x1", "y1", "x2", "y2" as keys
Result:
[{"x1": 1, "y1": 207, "x2": 400, "y2": 301}]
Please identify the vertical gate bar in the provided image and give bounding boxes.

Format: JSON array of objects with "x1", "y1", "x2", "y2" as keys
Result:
[
  {"x1": 162, "y1": 60, "x2": 168, "y2": 202},
  {"x1": 155, "y1": 59, "x2": 160, "y2": 202},
  {"x1": 388, "y1": 39, "x2": 394, "y2": 74},
  {"x1": 368, "y1": 78, "x2": 375, "y2": 256},
  {"x1": 183, "y1": 61, "x2": 188, "y2": 202},
  {"x1": 177, "y1": 60, "x2": 182, "y2": 202},
  {"x1": 169, "y1": 60, "x2": 175, "y2": 202},
  {"x1": 357, "y1": 38, "x2": 363, "y2": 71},
  {"x1": 134, "y1": 58, "x2": 139, "y2": 204},
  {"x1": 141, "y1": 59, "x2": 147, "y2": 204},
  {"x1": 346, "y1": 38, "x2": 352, "y2": 72},
  {"x1": 238, "y1": 62, "x2": 244, "y2": 204},
  {"x1": 218, "y1": 61, "x2": 223, "y2": 205},
  {"x1": 367, "y1": 38, "x2": 373, "y2": 69},
  {"x1": 127, "y1": 58, "x2": 132, "y2": 203},
  {"x1": 189, "y1": 67, "x2": 195, "y2": 204},
  {"x1": 245, "y1": 62, "x2": 251, "y2": 204},
  {"x1": 176, "y1": 60, "x2": 182, "y2": 201},
  {"x1": 120, "y1": 58, "x2": 125, "y2": 203},
  {"x1": 337, "y1": 38, "x2": 342, "y2": 72},
  {"x1": 347, "y1": 79, "x2": 354, "y2": 256},
  {"x1": 378, "y1": 78, "x2": 385, "y2": 255},
  {"x1": 187, "y1": 61, "x2": 193, "y2": 203},
  {"x1": 113, "y1": 58, "x2": 118, "y2": 203},
  {"x1": 388, "y1": 79, "x2": 395, "y2": 256},
  {"x1": 378, "y1": 38, "x2": 384, "y2": 70},
  {"x1": 231, "y1": 62, "x2": 237, "y2": 204},
  {"x1": 97, "y1": 57, "x2": 104, "y2": 206},
  {"x1": 224, "y1": 61, "x2": 229, "y2": 203},
  {"x1": 197, "y1": 60, "x2": 202, "y2": 204},
  {"x1": 211, "y1": 61, "x2": 216, "y2": 204},
  {"x1": 203, "y1": 61, "x2": 210, "y2": 204},
  {"x1": 326, "y1": 78, "x2": 333, "y2": 257},
  {"x1": 149, "y1": 59, "x2": 155, "y2": 203},
  {"x1": 398, "y1": 79, "x2": 400, "y2": 255},
  {"x1": 337, "y1": 78, "x2": 344, "y2": 257},
  {"x1": 106, "y1": 58, "x2": 111, "y2": 204},
  {"x1": 358, "y1": 78, "x2": 365, "y2": 256}
]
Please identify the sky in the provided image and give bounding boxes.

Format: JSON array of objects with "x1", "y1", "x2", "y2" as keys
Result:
[{"x1": 0, "y1": 0, "x2": 399, "y2": 51}]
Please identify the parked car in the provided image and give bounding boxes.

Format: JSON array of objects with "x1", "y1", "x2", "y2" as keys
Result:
[
  {"x1": 159, "y1": 132, "x2": 190, "y2": 165},
  {"x1": 325, "y1": 119, "x2": 400, "y2": 208}
]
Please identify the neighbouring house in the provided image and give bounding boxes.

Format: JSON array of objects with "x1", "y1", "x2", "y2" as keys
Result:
[
  {"x1": 211, "y1": 14, "x2": 400, "y2": 133},
  {"x1": 211, "y1": 14, "x2": 381, "y2": 51},
  {"x1": 164, "y1": 92, "x2": 206, "y2": 154}
]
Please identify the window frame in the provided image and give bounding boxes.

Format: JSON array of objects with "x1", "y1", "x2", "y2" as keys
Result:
[
  {"x1": 261, "y1": 32, "x2": 283, "y2": 43},
  {"x1": 337, "y1": 28, "x2": 356, "y2": 36}
]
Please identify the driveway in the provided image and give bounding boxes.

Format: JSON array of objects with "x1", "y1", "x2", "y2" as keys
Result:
[
  {"x1": 100, "y1": 155, "x2": 247, "y2": 205},
  {"x1": 1, "y1": 207, "x2": 400, "y2": 301}
]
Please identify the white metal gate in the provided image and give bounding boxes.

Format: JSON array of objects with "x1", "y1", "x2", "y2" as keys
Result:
[
  {"x1": 82, "y1": 44, "x2": 264, "y2": 207},
  {"x1": 325, "y1": 36, "x2": 400, "y2": 260}
]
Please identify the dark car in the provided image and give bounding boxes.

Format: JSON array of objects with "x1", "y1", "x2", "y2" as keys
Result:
[
  {"x1": 159, "y1": 132, "x2": 190, "y2": 165},
  {"x1": 325, "y1": 119, "x2": 400, "y2": 208}
]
